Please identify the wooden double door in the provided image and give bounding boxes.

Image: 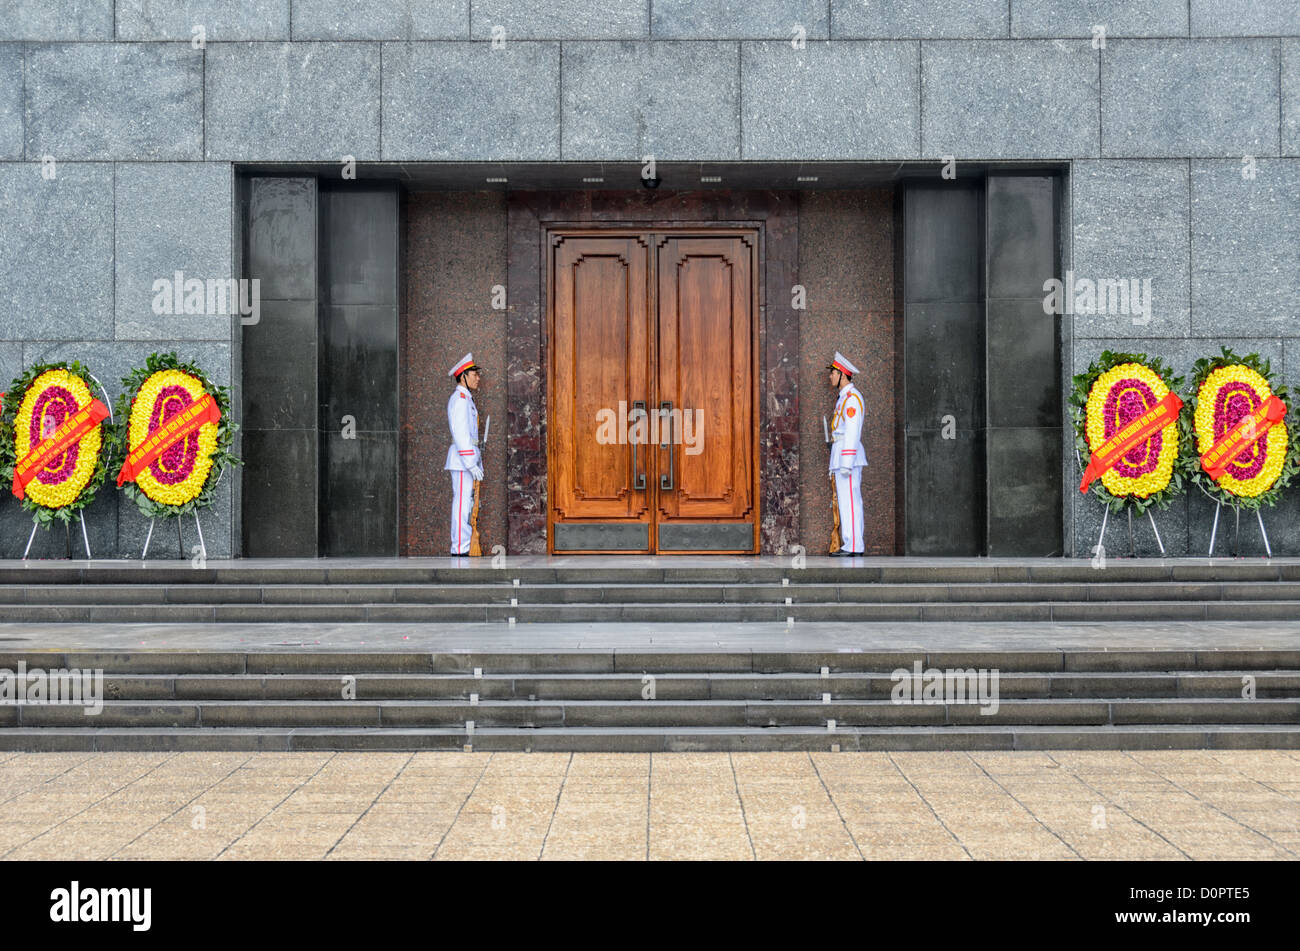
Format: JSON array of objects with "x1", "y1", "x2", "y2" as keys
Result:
[{"x1": 548, "y1": 229, "x2": 758, "y2": 553}]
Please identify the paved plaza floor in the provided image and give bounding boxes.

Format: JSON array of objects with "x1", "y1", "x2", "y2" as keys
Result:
[{"x1": 0, "y1": 750, "x2": 1296, "y2": 860}]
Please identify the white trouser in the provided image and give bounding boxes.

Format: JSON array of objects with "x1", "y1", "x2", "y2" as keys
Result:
[
  {"x1": 834, "y1": 468, "x2": 864, "y2": 554},
  {"x1": 450, "y1": 469, "x2": 473, "y2": 555}
]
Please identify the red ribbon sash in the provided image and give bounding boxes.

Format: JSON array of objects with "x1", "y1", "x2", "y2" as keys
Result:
[
  {"x1": 1079, "y1": 392, "x2": 1183, "y2": 492},
  {"x1": 11, "y1": 399, "x2": 110, "y2": 500},
  {"x1": 117, "y1": 393, "x2": 221, "y2": 486},
  {"x1": 1200, "y1": 395, "x2": 1286, "y2": 481}
]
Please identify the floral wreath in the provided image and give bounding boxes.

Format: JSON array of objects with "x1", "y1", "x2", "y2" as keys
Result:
[
  {"x1": 0, "y1": 361, "x2": 117, "y2": 527},
  {"x1": 113, "y1": 352, "x2": 240, "y2": 519},
  {"x1": 1070, "y1": 351, "x2": 1185, "y2": 515},
  {"x1": 1178, "y1": 348, "x2": 1299, "y2": 511}
]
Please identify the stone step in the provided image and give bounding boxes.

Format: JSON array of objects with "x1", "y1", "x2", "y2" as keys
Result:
[
  {"x1": 5, "y1": 562, "x2": 1300, "y2": 587},
  {"x1": 92, "y1": 671, "x2": 1300, "y2": 701},
  {"x1": 5, "y1": 649, "x2": 1298, "y2": 674},
  {"x1": 5, "y1": 599, "x2": 1300, "y2": 623},
  {"x1": 8, "y1": 698, "x2": 1299, "y2": 729},
  {"x1": 6, "y1": 580, "x2": 1300, "y2": 605},
  {"x1": 2, "y1": 723, "x2": 1297, "y2": 752}
]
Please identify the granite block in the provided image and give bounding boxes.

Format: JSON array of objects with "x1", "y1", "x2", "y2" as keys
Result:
[
  {"x1": 0, "y1": 343, "x2": 21, "y2": 386},
  {"x1": 205, "y1": 42, "x2": 381, "y2": 160},
  {"x1": 116, "y1": 0, "x2": 290, "y2": 40},
  {"x1": 114, "y1": 163, "x2": 234, "y2": 341},
  {"x1": 25, "y1": 43, "x2": 202, "y2": 160},
  {"x1": 22, "y1": 340, "x2": 232, "y2": 410},
  {"x1": 1284, "y1": 40, "x2": 1299, "y2": 157},
  {"x1": 470, "y1": 0, "x2": 647, "y2": 39},
  {"x1": 381, "y1": 41, "x2": 559, "y2": 160},
  {"x1": 987, "y1": 427, "x2": 1064, "y2": 555},
  {"x1": 1190, "y1": 159, "x2": 1300, "y2": 335},
  {"x1": 833, "y1": 0, "x2": 1007, "y2": 38},
  {"x1": 1069, "y1": 160, "x2": 1190, "y2": 338},
  {"x1": 1012, "y1": 0, "x2": 1188, "y2": 38},
  {"x1": 654, "y1": 0, "x2": 828, "y2": 39},
  {"x1": 922, "y1": 39, "x2": 1099, "y2": 159},
  {"x1": 0, "y1": 163, "x2": 113, "y2": 341},
  {"x1": 741, "y1": 41, "x2": 918, "y2": 159},
  {"x1": 0, "y1": 44, "x2": 21, "y2": 159},
  {"x1": 1190, "y1": 1, "x2": 1300, "y2": 37},
  {"x1": 986, "y1": 174, "x2": 1058, "y2": 300},
  {"x1": 562, "y1": 41, "x2": 739, "y2": 160},
  {"x1": 241, "y1": 300, "x2": 317, "y2": 430},
  {"x1": 291, "y1": 0, "x2": 467, "y2": 40},
  {"x1": 118, "y1": 473, "x2": 234, "y2": 560},
  {"x1": 0, "y1": 0, "x2": 111, "y2": 40},
  {"x1": 1101, "y1": 39, "x2": 1280, "y2": 158}
]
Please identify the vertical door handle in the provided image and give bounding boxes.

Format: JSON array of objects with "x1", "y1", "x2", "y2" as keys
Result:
[
  {"x1": 630, "y1": 400, "x2": 647, "y2": 490},
  {"x1": 659, "y1": 400, "x2": 674, "y2": 491}
]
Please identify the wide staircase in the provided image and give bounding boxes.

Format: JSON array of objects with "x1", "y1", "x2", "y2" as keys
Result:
[{"x1": 0, "y1": 560, "x2": 1297, "y2": 751}]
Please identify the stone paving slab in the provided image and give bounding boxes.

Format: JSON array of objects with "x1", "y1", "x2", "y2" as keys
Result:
[{"x1": 0, "y1": 750, "x2": 1294, "y2": 861}]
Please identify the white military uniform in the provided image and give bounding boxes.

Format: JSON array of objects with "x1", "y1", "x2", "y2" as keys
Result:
[
  {"x1": 828, "y1": 352, "x2": 867, "y2": 554},
  {"x1": 445, "y1": 353, "x2": 481, "y2": 555}
]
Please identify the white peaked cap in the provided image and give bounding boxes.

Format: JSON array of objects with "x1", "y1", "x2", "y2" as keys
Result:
[
  {"x1": 829, "y1": 351, "x2": 859, "y2": 377},
  {"x1": 449, "y1": 353, "x2": 477, "y2": 378}
]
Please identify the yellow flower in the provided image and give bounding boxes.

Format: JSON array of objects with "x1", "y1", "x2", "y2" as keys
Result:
[
  {"x1": 14, "y1": 369, "x2": 102, "y2": 510},
  {"x1": 1193, "y1": 365, "x2": 1287, "y2": 498},
  {"x1": 127, "y1": 369, "x2": 219, "y2": 506},
  {"x1": 1083, "y1": 362, "x2": 1178, "y2": 499}
]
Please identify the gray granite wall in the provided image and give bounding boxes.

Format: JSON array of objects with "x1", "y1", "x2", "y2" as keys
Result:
[{"x1": 2, "y1": 1, "x2": 1298, "y2": 557}]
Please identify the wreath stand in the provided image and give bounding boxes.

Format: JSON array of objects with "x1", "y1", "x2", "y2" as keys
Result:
[
  {"x1": 140, "y1": 510, "x2": 207, "y2": 561},
  {"x1": 1201, "y1": 482, "x2": 1272, "y2": 558},
  {"x1": 1077, "y1": 447, "x2": 1166, "y2": 557},
  {"x1": 20, "y1": 372, "x2": 113, "y2": 561}
]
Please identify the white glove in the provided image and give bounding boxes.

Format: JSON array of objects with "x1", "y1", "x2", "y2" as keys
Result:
[{"x1": 470, "y1": 465, "x2": 484, "y2": 481}]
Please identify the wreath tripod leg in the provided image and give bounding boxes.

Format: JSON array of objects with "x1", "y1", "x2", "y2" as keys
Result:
[
  {"x1": 21, "y1": 523, "x2": 38, "y2": 560},
  {"x1": 142, "y1": 518, "x2": 156, "y2": 559},
  {"x1": 1208, "y1": 502, "x2": 1221, "y2": 557},
  {"x1": 1256, "y1": 509, "x2": 1272, "y2": 558},
  {"x1": 79, "y1": 511, "x2": 92, "y2": 560},
  {"x1": 1147, "y1": 510, "x2": 1165, "y2": 555}
]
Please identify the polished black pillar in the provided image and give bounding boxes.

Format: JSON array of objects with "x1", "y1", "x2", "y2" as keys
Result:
[
  {"x1": 900, "y1": 181, "x2": 985, "y2": 555},
  {"x1": 985, "y1": 174, "x2": 1063, "y2": 555},
  {"x1": 317, "y1": 184, "x2": 400, "y2": 555},
  {"x1": 241, "y1": 177, "x2": 319, "y2": 556}
]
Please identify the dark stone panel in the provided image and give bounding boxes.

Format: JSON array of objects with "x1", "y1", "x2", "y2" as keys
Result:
[
  {"x1": 247, "y1": 177, "x2": 317, "y2": 301},
  {"x1": 986, "y1": 174, "x2": 1057, "y2": 300},
  {"x1": 319, "y1": 186, "x2": 399, "y2": 306},
  {"x1": 905, "y1": 430, "x2": 985, "y2": 555},
  {"x1": 903, "y1": 301, "x2": 984, "y2": 431},
  {"x1": 241, "y1": 429, "x2": 317, "y2": 556},
  {"x1": 241, "y1": 299, "x2": 317, "y2": 430},
  {"x1": 318, "y1": 304, "x2": 398, "y2": 433},
  {"x1": 320, "y1": 431, "x2": 398, "y2": 556},
  {"x1": 554, "y1": 522, "x2": 649, "y2": 551},
  {"x1": 902, "y1": 183, "x2": 983, "y2": 303},
  {"x1": 986, "y1": 299, "x2": 1060, "y2": 428},
  {"x1": 986, "y1": 427, "x2": 1063, "y2": 555}
]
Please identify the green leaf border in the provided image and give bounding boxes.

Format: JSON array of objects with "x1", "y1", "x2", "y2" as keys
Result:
[
  {"x1": 112, "y1": 352, "x2": 242, "y2": 521},
  {"x1": 1069, "y1": 350, "x2": 1186, "y2": 516},
  {"x1": 0, "y1": 361, "x2": 121, "y2": 528},
  {"x1": 1176, "y1": 347, "x2": 1300, "y2": 512}
]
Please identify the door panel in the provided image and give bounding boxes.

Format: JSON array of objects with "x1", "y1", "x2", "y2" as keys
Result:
[
  {"x1": 655, "y1": 235, "x2": 755, "y2": 529},
  {"x1": 549, "y1": 229, "x2": 756, "y2": 553},
  {"x1": 550, "y1": 235, "x2": 652, "y2": 531}
]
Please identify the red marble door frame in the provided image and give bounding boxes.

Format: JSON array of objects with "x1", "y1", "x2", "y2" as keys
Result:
[{"x1": 505, "y1": 190, "x2": 800, "y2": 554}]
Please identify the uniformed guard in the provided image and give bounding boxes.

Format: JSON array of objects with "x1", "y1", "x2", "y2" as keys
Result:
[
  {"x1": 827, "y1": 352, "x2": 867, "y2": 556},
  {"x1": 446, "y1": 353, "x2": 483, "y2": 555}
]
